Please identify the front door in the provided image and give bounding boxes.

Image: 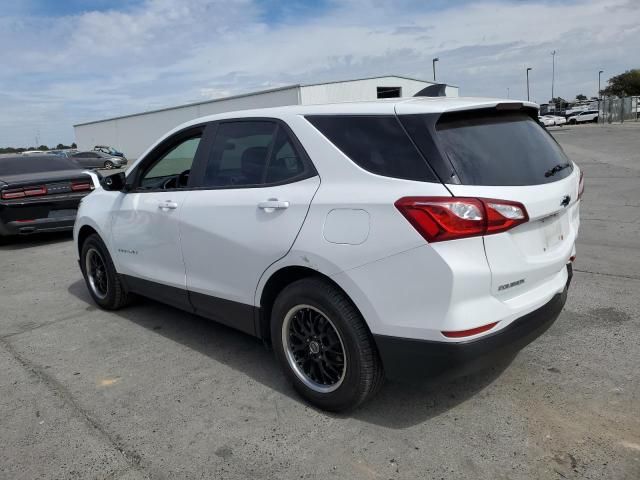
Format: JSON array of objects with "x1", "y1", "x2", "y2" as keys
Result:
[
  {"x1": 110, "y1": 128, "x2": 206, "y2": 308},
  {"x1": 180, "y1": 119, "x2": 319, "y2": 333}
]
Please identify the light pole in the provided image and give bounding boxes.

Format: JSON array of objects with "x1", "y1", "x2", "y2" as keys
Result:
[
  {"x1": 551, "y1": 50, "x2": 556, "y2": 104},
  {"x1": 598, "y1": 70, "x2": 604, "y2": 99},
  {"x1": 598, "y1": 70, "x2": 604, "y2": 125},
  {"x1": 432, "y1": 57, "x2": 439, "y2": 82},
  {"x1": 526, "y1": 67, "x2": 532, "y2": 101}
]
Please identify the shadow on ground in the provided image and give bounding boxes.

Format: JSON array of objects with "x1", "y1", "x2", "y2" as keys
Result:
[
  {"x1": 68, "y1": 278, "x2": 513, "y2": 429},
  {"x1": 0, "y1": 231, "x2": 73, "y2": 250}
]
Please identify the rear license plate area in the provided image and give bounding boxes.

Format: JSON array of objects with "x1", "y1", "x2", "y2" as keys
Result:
[
  {"x1": 48, "y1": 209, "x2": 77, "y2": 219},
  {"x1": 540, "y1": 213, "x2": 568, "y2": 250}
]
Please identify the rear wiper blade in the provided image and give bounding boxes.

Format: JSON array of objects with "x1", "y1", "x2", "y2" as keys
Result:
[{"x1": 544, "y1": 163, "x2": 571, "y2": 177}]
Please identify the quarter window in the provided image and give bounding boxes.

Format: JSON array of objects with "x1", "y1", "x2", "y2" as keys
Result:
[{"x1": 306, "y1": 115, "x2": 437, "y2": 182}]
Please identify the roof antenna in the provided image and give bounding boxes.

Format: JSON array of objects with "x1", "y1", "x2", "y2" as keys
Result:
[{"x1": 414, "y1": 84, "x2": 447, "y2": 97}]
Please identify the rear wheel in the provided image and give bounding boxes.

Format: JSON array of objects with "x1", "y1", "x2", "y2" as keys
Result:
[
  {"x1": 271, "y1": 278, "x2": 384, "y2": 411},
  {"x1": 80, "y1": 234, "x2": 132, "y2": 310},
  {"x1": 104, "y1": 160, "x2": 114, "y2": 169}
]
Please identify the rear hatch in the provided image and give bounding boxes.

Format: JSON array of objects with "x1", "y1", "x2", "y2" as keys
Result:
[{"x1": 399, "y1": 104, "x2": 581, "y2": 302}]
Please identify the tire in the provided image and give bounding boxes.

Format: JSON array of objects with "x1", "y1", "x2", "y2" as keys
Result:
[
  {"x1": 271, "y1": 277, "x2": 384, "y2": 411},
  {"x1": 104, "y1": 160, "x2": 114, "y2": 169},
  {"x1": 80, "y1": 233, "x2": 132, "y2": 310}
]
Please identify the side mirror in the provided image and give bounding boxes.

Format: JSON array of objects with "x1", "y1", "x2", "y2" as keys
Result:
[{"x1": 101, "y1": 171, "x2": 127, "y2": 191}]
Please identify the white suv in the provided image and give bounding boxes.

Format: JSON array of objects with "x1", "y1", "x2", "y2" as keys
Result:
[
  {"x1": 568, "y1": 110, "x2": 599, "y2": 124},
  {"x1": 74, "y1": 97, "x2": 582, "y2": 411}
]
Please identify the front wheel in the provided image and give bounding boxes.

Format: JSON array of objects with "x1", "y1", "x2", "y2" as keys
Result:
[
  {"x1": 271, "y1": 278, "x2": 384, "y2": 411},
  {"x1": 104, "y1": 160, "x2": 114, "y2": 169},
  {"x1": 80, "y1": 234, "x2": 132, "y2": 310}
]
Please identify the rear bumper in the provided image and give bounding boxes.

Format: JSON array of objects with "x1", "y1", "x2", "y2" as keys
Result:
[
  {"x1": 0, "y1": 216, "x2": 76, "y2": 236},
  {"x1": 0, "y1": 195, "x2": 84, "y2": 236},
  {"x1": 374, "y1": 266, "x2": 571, "y2": 381}
]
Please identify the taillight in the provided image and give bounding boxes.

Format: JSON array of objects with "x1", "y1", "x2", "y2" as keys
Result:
[
  {"x1": 1, "y1": 188, "x2": 26, "y2": 199},
  {"x1": 395, "y1": 196, "x2": 528, "y2": 243},
  {"x1": 578, "y1": 171, "x2": 585, "y2": 200},
  {"x1": 23, "y1": 185, "x2": 47, "y2": 196},
  {"x1": 71, "y1": 181, "x2": 93, "y2": 192},
  {"x1": 1, "y1": 185, "x2": 47, "y2": 199}
]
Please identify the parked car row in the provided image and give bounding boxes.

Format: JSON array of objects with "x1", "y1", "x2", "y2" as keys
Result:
[{"x1": 22, "y1": 145, "x2": 128, "y2": 170}]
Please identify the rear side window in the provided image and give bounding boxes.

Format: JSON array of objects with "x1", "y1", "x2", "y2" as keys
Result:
[
  {"x1": 306, "y1": 115, "x2": 437, "y2": 182},
  {"x1": 202, "y1": 121, "x2": 309, "y2": 188},
  {"x1": 415, "y1": 112, "x2": 572, "y2": 186}
]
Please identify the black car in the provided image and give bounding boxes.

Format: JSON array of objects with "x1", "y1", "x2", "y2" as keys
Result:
[
  {"x1": 70, "y1": 151, "x2": 127, "y2": 169},
  {"x1": 0, "y1": 155, "x2": 94, "y2": 236}
]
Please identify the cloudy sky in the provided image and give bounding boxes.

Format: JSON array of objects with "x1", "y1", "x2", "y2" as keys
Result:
[{"x1": 0, "y1": 0, "x2": 638, "y2": 147}]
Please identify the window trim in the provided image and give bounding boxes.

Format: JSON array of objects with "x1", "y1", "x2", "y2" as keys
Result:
[
  {"x1": 188, "y1": 117, "x2": 317, "y2": 191},
  {"x1": 127, "y1": 124, "x2": 208, "y2": 193}
]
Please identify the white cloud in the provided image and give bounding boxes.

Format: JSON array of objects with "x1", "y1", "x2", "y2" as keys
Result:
[{"x1": 1, "y1": 0, "x2": 638, "y2": 146}]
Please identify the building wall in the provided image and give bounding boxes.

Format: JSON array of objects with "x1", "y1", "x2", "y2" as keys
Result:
[
  {"x1": 74, "y1": 87, "x2": 300, "y2": 159},
  {"x1": 75, "y1": 77, "x2": 460, "y2": 160},
  {"x1": 299, "y1": 76, "x2": 458, "y2": 104}
]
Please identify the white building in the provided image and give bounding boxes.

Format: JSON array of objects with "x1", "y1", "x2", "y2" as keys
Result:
[{"x1": 74, "y1": 75, "x2": 458, "y2": 159}]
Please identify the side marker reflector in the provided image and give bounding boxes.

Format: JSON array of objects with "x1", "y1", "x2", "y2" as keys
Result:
[{"x1": 442, "y1": 322, "x2": 498, "y2": 338}]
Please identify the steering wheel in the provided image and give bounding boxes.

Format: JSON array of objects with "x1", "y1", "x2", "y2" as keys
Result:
[{"x1": 161, "y1": 169, "x2": 190, "y2": 189}]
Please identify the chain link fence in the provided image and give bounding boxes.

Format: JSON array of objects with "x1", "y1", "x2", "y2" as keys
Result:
[{"x1": 599, "y1": 96, "x2": 639, "y2": 123}]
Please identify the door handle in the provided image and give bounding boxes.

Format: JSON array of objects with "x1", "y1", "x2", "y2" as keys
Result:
[
  {"x1": 158, "y1": 201, "x2": 178, "y2": 210},
  {"x1": 258, "y1": 199, "x2": 290, "y2": 212}
]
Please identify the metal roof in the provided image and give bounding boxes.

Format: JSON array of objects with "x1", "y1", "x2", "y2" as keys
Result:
[{"x1": 73, "y1": 75, "x2": 455, "y2": 127}]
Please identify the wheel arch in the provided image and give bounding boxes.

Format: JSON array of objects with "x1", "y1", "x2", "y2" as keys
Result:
[{"x1": 256, "y1": 265, "x2": 368, "y2": 344}]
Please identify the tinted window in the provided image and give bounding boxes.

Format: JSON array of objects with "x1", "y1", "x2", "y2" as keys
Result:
[
  {"x1": 140, "y1": 136, "x2": 201, "y2": 188},
  {"x1": 429, "y1": 112, "x2": 573, "y2": 186},
  {"x1": 0, "y1": 156, "x2": 80, "y2": 175},
  {"x1": 306, "y1": 115, "x2": 437, "y2": 182},
  {"x1": 265, "y1": 128, "x2": 305, "y2": 183}
]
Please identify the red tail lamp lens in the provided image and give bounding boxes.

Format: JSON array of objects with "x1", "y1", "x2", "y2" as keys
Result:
[
  {"x1": 71, "y1": 181, "x2": 93, "y2": 192},
  {"x1": 395, "y1": 197, "x2": 528, "y2": 243}
]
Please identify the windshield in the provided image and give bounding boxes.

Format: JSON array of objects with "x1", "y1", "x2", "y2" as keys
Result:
[
  {"x1": 432, "y1": 111, "x2": 573, "y2": 186},
  {"x1": 0, "y1": 155, "x2": 81, "y2": 175}
]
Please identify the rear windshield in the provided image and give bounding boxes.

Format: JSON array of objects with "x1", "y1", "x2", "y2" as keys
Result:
[
  {"x1": 0, "y1": 156, "x2": 81, "y2": 175},
  {"x1": 306, "y1": 115, "x2": 437, "y2": 182},
  {"x1": 431, "y1": 112, "x2": 573, "y2": 186}
]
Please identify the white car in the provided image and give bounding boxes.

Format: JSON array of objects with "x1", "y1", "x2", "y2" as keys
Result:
[
  {"x1": 544, "y1": 115, "x2": 567, "y2": 126},
  {"x1": 74, "y1": 97, "x2": 582, "y2": 411},
  {"x1": 568, "y1": 110, "x2": 599, "y2": 124},
  {"x1": 538, "y1": 115, "x2": 555, "y2": 127}
]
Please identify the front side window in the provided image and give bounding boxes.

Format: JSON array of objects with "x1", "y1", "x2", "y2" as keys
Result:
[
  {"x1": 202, "y1": 121, "x2": 307, "y2": 188},
  {"x1": 139, "y1": 136, "x2": 201, "y2": 189}
]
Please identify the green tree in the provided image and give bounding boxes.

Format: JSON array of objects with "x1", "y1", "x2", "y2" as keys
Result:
[
  {"x1": 575, "y1": 93, "x2": 587, "y2": 101},
  {"x1": 601, "y1": 69, "x2": 640, "y2": 97},
  {"x1": 71, "y1": 142, "x2": 77, "y2": 149},
  {"x1": 551, "y1": 97, "x2": 570, "y2": 108}
]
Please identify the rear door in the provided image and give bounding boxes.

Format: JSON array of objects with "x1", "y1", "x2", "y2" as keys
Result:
[
  {"x1": 180, "y1": 119, "x2": 319, "y2": 333},
  {"x1": 400, "y1": 108, "x2": 580, "y2": 301}
]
